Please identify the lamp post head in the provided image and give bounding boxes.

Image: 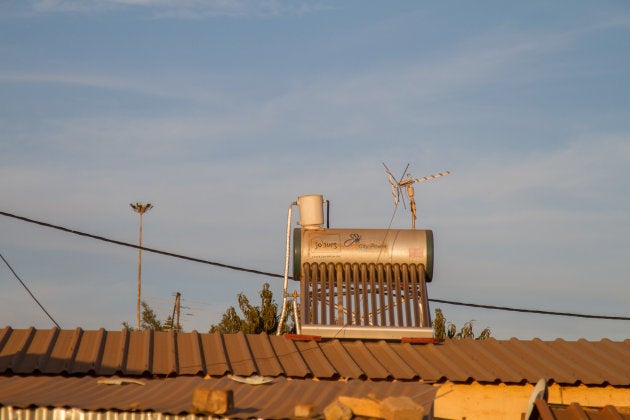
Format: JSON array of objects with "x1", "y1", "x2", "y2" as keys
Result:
[{"x1": 130, "y1": 202, "x2": 153, "y2": 214}]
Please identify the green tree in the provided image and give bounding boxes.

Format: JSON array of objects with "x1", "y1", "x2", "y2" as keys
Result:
[
  {"x1": 123, "y1": 301, "x2": 181, "y2": 332},
  {"x1": 210, "y1": 306, "x2": 243, "y2": 334},
  {"x1": 163, "y1": 315, "x2": 183, "y2": 333},
  {"x1": 210, "y1": 283, "x2": 293, "y2": 334},
  {"x1": 433, "y1": 308, "x2": 491, "y2": 340}
]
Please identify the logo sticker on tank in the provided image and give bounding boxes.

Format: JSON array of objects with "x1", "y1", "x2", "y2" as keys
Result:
[{"x1": 309, "y1": 234, "x2": 341, "y2": 258}]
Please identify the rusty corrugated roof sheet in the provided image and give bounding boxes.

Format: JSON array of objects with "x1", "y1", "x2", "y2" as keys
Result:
[
  {"x1": 0, "y1": 375, "x2": 437, "y2": 418},
  {"x1": 1, "y1": 327, "x2": 630, "y2": 385},
  {"x1": 531, "y1": 398, "x2": 630, "y2": 419}
]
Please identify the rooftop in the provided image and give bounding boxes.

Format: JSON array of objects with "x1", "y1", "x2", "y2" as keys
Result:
[{"x1": 2, "y1": 327, "x2": 629, "y2": 385}]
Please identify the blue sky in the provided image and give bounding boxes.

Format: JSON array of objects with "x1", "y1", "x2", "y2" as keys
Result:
[{"x1": 1, "y1": 0, "x2": 629, "y2": 340}]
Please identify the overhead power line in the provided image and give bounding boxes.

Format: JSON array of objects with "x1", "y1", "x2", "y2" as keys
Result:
[
  {"x1": 429, "y1": 298, "x2": 630, "y2": 321},
  {"x1": 2, "y1": 209, "x2": 629, "y2": 322},
  {"x1": 0, "y1": 253, "x2": 61, "y2": 328},
  {"x1": 0, "y1": 210, "x2": 283, "y2": 279}
]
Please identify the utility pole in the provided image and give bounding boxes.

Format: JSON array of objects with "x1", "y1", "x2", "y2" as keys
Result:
[
  {"x1": 170, "y1": 292, "x2": 181, "y2": 332},
  {"x1": 175, "y1": 292, "x2": 181, "y2": 332},
  {"x1": 130, "y1": 202, "x2": 153, "y2": 330}
]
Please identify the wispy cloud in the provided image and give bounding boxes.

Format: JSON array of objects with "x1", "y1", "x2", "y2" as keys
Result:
[
  {"x1": 30, "y1": 0, "x2": 331, "y2": 18},
  {"x1": 0, "y1": 72, "x2": 135, "y2": 92},
  {"x1": 0, "y1": 71, "x2": 243, "y2": 107}
]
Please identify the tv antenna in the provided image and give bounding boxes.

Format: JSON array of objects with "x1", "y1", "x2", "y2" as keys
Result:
[{"x1": 383, "y1": 163, "x2": 450, "y2": 229}]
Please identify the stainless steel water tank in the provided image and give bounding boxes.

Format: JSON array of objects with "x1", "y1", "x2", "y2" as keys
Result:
[{"x1": 293, "y1": 228, "x2": 434, "y2": 282}]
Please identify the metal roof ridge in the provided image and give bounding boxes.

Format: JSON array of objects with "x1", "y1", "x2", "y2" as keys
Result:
[
  {"x1": 2, "y1": 328, "x2": 630, "y2": 386},
  {"x1": 3, "y1": 328, "x2": 629, "y2": 343}
]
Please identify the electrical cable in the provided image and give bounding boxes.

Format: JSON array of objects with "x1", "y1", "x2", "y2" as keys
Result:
[
  {"x1": 0, "y1": 210, "x2": 284, "y2": 279},
  {"x1": 2, "y1": 209, "x2": 629, "y2": 322},
  {"x1": 429, "y1": 298, "x2": 630, "y2": 321},
  {"x1": 0, "y1": 253, "x2": 61, "y2": 328}
]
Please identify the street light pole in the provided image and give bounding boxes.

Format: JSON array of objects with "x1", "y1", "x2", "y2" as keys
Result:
[{"x1": 130, "y1": 202, "x2": 153, "y2": 330}]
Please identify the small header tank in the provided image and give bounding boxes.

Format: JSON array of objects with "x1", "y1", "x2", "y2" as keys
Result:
[
  {"x1": 296, "y1": 194, "x2": 324, "y2": 229},
  {"x1": 293, "y1": 228, "x2": 434, "y2": 282}
]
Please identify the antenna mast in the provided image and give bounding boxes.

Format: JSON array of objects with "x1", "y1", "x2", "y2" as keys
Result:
[{"x1": 383, "y1": 163, "x2": 450, "y2": 229}]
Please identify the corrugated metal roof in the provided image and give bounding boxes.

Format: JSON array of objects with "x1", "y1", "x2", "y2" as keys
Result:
[
  {"x1": 1, "y1": 406, "x2": 205, "y2": 420},
  {"x1": 0, "y1": 375, "x2": 437, "y2": 419},
  {"x1": 1, "y1": 327, "x2": 630, "y2": 385},
  {"x1": 530, "y1": 398, "x2": 630, "y2": 420}
]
